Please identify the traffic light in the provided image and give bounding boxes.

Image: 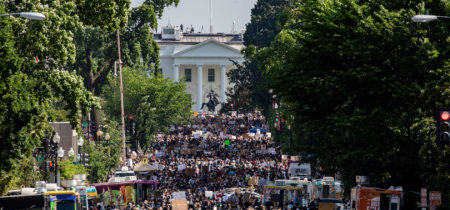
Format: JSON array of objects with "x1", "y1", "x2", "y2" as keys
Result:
[
  {"x1": 128, "y1": 116, "x2": 135, "y2": 136},
  {"x1": 437, "y1": 108, "x2": 450, "y2": 145},
  {"x1": 132, "y1": 121, "x2": 138, "y2": 136},
  {"x1": 82, "y1": 152, "x2": 89, "y2": 167},
  {"x1": 91, "y1": 122, "x2": 96, "y2": 133}
]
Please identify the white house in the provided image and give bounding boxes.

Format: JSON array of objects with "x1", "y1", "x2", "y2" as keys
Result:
[{"x1": 154, "y1": 24, "x2": 245, "y2": 113}]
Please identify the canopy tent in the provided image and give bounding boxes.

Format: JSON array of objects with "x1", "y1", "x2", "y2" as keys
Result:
[
  {"x1": 133, "y1": 162, "x2": 158, "y2": 172},
  {"x1": 249, "y1": 127, "x2": 268, "y2": 133}
]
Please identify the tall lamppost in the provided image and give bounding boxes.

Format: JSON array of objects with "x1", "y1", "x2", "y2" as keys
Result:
[
  {"x1": 52, "y1": 132, "x2": 60, "y2": 184},
  {"x1": 57, "y1": 147, "x2": 64, "y2": 186},
  {"x1": 78, "y1": 137, "x2": 84, "y2": 165},
  {"x1": 0, "y1": 12, "x2": 46, "y2": 20}
]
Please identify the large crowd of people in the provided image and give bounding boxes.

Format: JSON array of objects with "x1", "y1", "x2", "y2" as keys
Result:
[{"x1": 121, "y1": 114, "x2": 311, "y2": 210}]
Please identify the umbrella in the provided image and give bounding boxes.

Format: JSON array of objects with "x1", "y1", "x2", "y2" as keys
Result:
[
  {"x1": 249, "y1": 127, "x2": 268, "y2": 133},
  {"x1": 133, "y1": 162, "x2": 158, "y2": 172}
]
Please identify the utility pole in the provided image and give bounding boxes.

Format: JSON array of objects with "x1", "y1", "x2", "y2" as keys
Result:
[{"x1": 117, "y1": 29, "x2": 127, "y2": 162}]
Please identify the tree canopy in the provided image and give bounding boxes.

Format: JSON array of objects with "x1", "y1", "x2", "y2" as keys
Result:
[
  {"x1": 102, "y1": 67, "x2": 193, "y2": 149},
  {"x1": 0, "y1": 0, "x2": 130, "y2": 193},
  {"x1": 252, "y1": 0, "x2": 450, "y2": 205},
  {"x1": 67, "y1": 0, "x2": 180, "y2": 140}
]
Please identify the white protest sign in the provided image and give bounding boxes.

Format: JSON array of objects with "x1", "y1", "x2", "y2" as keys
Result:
[
  {"x1": 250, "y1": 133, "x2": 255, "y2": 137},
  {"x1": 268, "y1": 148, "x2": 276, "y2": 154},
  {"x1": 205, "y1": 191, "x2": 213, "y2": 198},
  {"x1": 157, "y1": 152, "x2": 165, "y2": 157},
  {"x1": 194, "y1": 134, "x2": 200, "y2": 139},
  {"x1": 153, "y1": 162, "x2": 159, "y2": 170},
  {"x1": 172, "y1": 191, "x2": 186, "y2": 200},
  {"x1": 228, "y1": 121, "x2": 236, "y2": 125},
  {"x1": 177, "y1": 164, "x2": 186, "y2": 171},
  {"x1": 266, "y1": 132, "x2": 271, "y2": 137},
  {"x1": 220, "y1": 132, "x2": 224, "y2": 137},
  {"x1": 231, "y1": 135, "x2": 236, "y2": 140},
  {"x1": 196, "y1": 130, "x2": 203, "y2": 135},
  {"x1": 238, "y1": 114, "x2": 242, "y2": 118}
]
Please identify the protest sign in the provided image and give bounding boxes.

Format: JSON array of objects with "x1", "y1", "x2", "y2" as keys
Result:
[
  {"x1": 268, "y1": 148, "x2": 276, "y2": 154},
  {"x1": 185, "y1": 168, "x2": 195, "y2": 176},
  {"x1": 205, "y1": 191, "x2": 213, "y2": 198},
  {"x1": 172, "y1": 192, "x2": 186, "y2": 200},
  {"x1": 177, "y1": 164, "x2": 186, "y2": 171},
  {"x1": 171, "y1": 200, "x2": 188, "y2": 210},
  {"x1": 266, "y1": 132, "x2": 271, "y2": 137}
]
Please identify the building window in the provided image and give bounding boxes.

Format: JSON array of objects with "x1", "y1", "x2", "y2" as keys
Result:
[
  {"x1": 163, "y1": 29, "x2": 174, "y2": 34},
  {"x1": 208, "y1": 68, "x2": 215, "y2": 82},
  {"x1": 185, "y1": 69, "x2": 191, "y2": 82}
]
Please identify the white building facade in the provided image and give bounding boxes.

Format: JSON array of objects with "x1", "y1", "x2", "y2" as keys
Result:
[{"x1": 155, "y1": 25, "x2": 245, "y2": 113}]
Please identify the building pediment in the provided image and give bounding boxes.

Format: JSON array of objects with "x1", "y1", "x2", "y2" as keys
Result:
[{"x1": 171, "y1": 39, "x2": 243, "y2": 58}]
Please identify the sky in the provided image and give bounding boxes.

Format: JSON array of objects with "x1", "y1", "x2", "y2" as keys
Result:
[{"x1": 131, "y1": 0, "x2": 258, "y2": 33}]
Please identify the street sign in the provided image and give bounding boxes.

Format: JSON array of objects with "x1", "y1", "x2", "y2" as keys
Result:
[
  {"x1": 421, "y1": 188, "x2": 427, "y2": 208},
  {"x1": 430, "y1": 191, "x2": 441, "y2": 206}
]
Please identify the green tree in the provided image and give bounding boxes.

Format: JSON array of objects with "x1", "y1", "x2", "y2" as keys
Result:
[
  {"x1": 0, "y1": 156, "x2": 42, "y2": 196},
  {"x1": 252, "y1": 0, "x2": 450, "y2": 205},
  {"x1": 103, "y1": 66, "x2": 193, "y2": 149},
  {"x1": 68, "y1": 0, "x2": 180, "y2": 140},
  {"x1": 59, "y1": 158, "x2": 89, "y2": 180},
  {"x1": 135, "y1": 74, "x2": 193, "y2": 149},
  {"x1": 227, "y1": 0, "x2": 298, "y2": 117},
  {"x1": 0, "y1": 0, "x2": 128, "y2": 193},
  {"x1": 84, "y1": 120, "x2": 123, "y2": 183},
  {"x1": 219, "y1": 63, "x2": 256, "y2": 114}
]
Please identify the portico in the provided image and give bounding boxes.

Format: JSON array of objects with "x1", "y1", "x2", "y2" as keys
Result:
[{"x1": 166, "y1": 39, "x2": 245, "y2": 112}]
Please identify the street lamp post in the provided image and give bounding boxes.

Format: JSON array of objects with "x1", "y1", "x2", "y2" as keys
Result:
[
  {"x1": 52, "y1": 132, "x2": 60, "y2": 185},
  {"x1": 57, "y1": 147, "x2": 64, "y2": 186},
  {"x1": 78, "y1": 137, "x2": 84, "y2": 165},
  {"x1": 0, "y1": 12, "x2": 46, "y2": 20}
]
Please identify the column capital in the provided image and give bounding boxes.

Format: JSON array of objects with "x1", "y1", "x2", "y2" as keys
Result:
[
  {"x1": 196, "y1": 64, "x2": 204, "y2": 67},
  {"x1": 220, "y1": 64, "x2": 227, "y2": 67},
  {"x1": 173, "y1": 64, "x2": 180, "y2": 67}
]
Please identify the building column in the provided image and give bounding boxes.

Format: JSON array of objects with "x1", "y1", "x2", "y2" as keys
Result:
[
  {"x1": 220, "y1": 64, "x2": 227, "y2": 103},
  {"x1": 197, "y1": 64, "x2": 203, "y2": 112},
  {"x1": 173, "y1": 64, "x2": 180, "y2": 81}
]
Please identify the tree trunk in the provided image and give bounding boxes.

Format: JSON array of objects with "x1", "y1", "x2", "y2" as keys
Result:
[{"x1": 86, "y1": 70, "x2": 100, "y2": 142}]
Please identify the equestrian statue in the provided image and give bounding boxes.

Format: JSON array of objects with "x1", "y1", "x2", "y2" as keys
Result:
[{"x1": 201, "y1": 89, "x2": 220, "y2": 112}]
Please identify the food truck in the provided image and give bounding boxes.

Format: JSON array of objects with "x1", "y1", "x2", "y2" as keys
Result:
[
  {"x1": 0, "y1": 194, "x2": 56, "y2": 210},
  {"x1": 91, "y1": 180, "x2": 159, "y2": 208},
  {"x1": 75, "y1": 186, "x2": 98, "y2": 210},
  {"x1": 311, "y1": 176, "x2": 343, "y2": 200},
  {"x1": 44, "y1": 191, "x2": 78, "y2": 210},
  {"x1": 350, "y1": 176, "x2": 401, "y2": 210},
  {"x1": 263, "y1": 185, "x2": 304, "y2": 206}
]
